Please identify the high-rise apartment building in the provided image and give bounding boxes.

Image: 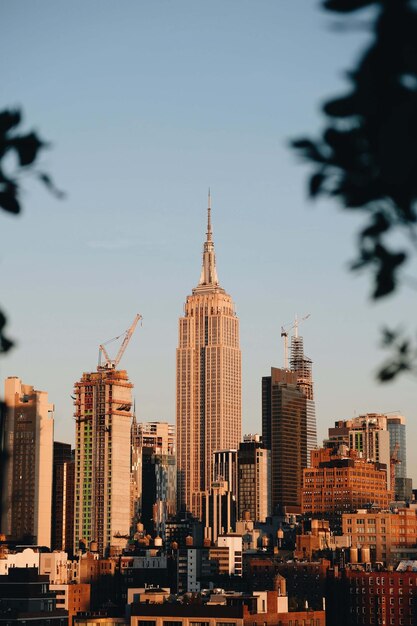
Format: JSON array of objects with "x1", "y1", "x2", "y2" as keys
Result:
[
  {"x1": 73, "y1": 368, "x2": 132, "y2": 556},
  {"x1": 237, "y1": 436, "x2": 271, "y2": 523},
  {"x1": 176, "y1": 194, "x2": 241, "y2": 518},
  {"x1": 1, "y1": 377, "x2": 54, "y2": 546},
  {"x1": 326, "y1": 413, "x2": 412, "y2": 501},
  {"x1": 52, "y1": 442, "x2": 75, "y2": 554},
  {"x1": 387, "y1": 414, "x2": 412, "y2": 500},
  {"x1": 131, "y1": 420, "x2": 176, "y2": 538},
  {"x1": 262, "y1": 368, "x2": 307, "y2": 515}
]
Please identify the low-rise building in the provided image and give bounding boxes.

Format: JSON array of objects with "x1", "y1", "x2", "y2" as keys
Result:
[
  {"x1": 342, "y1": 506, "x2": 417, "y2": 564},
  {"x1": 130, "y1": 589, "x2": 325, "y2": 626},
  {"x1": 50, "y1": 583, "x2": 91, "y2": 622},
  {"x1": 295, "y1": 519, "x2": 350, "y2": 559},
  {"x1": 326, "y1": 565, "x2": 417, "y2": 626},
  {"x1": 0, "y1": 567, "x2": 68, "y2": 625},
  {"x1": 0, "y1": 547, "x2": 68, "y2": 584},
  {"x1": 210, "y1": 534, "x2": 243, "y2": 576}
]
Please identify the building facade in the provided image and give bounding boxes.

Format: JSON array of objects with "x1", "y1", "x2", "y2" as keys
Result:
[
  {"x1": 52, "y1": 442, "x2": 75, "y2": 554},
  {"x1": 262, "y1": 368, "x2": 307, "y2": 514},
  {"x1": 73, "y1": 368, "x2": 132, "y2": 556},
  {"x1": 326, "y1": 413, "x2": 391, "y2": 491},
  {"x1": 342, "y1": 506, "x2": 417, "y2": 564},
  {"x1": 176, "y1": 195, "x2": 241, "y2": 518},
  {"x1": 1, "y1": 377, "x2": 54, "y2": 546},
  {"x1": 387, "y1": 414, "x2": 412, "y2": 500},
  {"x1": 131, "y1": 420, "x2": 176, "y2": 538},
  {"x1": 204, "y1": 479, "x2": 237, "y2": 543},
  {"x1": 213, "y1": 449, "x2": 238, "y2": 499},
  {"x1": 290, "y1": 334, "x2": 317, "y2": 466},
  {"x1": 302, "y1": 448, "x2": 390, "y2": 530},
  {"x1": 326, "y1": 567, "x2": 417, "y2": 626},
  {"x1": 237, "y1": 437, "x2": 271, "y2": 523}
]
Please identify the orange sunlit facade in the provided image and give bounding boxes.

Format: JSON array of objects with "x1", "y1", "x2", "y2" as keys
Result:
[{"x1": 302, "y1": 448, "x2": 390, "y2": 519}]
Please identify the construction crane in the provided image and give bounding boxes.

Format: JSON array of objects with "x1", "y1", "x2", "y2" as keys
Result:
[
  {"x1": 98, "y1": 314, "x2": 142, "y2": 370},
  {"x1": 280, "y1": 313, "x2": 310, "y2": 369}
]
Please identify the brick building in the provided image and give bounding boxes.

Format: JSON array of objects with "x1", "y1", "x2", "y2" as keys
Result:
[
  {"x1": 342, "y1": 507, "x2": 417, "y2": 564},
  {"x1": 302, "y1": 448, "x2": 389, "y2": 530},
  {"x1": 326, "y1": 566, "x2": 417, "y2": 626}
]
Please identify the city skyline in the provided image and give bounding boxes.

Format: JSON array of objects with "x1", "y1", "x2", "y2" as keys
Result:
[{"x1": 1, "y1": 0, "x2": 416, "y2": 484}]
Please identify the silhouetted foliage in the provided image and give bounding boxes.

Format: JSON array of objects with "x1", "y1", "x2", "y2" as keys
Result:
[
  {"x1": 378, "y1": 326, "x2": 417, "y2": 381},
  {"x1": 0, "y1": 108, "x2": 63, "y2": 353},
  {"x1": 292, "y1": 0, "x2": 417, "y2": 380}
]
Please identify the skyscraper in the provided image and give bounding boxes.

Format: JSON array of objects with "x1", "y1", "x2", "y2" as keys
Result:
[
  {"x1": 262, "y1": 368, "x2": 307, "y2": 515},
  {"x1": 386, "y1": 415, "x2": 412, "y2": 500},
  {"x1": 73, "y1": 368, "x2": 132, "y2": 556},
  {"x1": 290, "y1": 334, "x2": 317, "y2": 465},
  {"x1": 237, "y1": 435, "x2": 271, "y2": 523},
  {"x1": 1, "y1": 377, "x2": 54, "y2": 546},
  {"x1": 130, "y1": 420, "x2": 176, "y2": 538},
  {"x1": 176, "y1": 194, "x2": 241, "y2": 519}
]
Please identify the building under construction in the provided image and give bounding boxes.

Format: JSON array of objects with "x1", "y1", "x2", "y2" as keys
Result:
[
  {"x1": 290, "y1": 334, "x2": 317, "y2": 467},
  {"x1": 73, "y1": 315, "x2": 140, "y2": 557}
]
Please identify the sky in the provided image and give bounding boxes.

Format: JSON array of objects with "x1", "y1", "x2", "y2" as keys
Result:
[{"x1": 2, "y1": 1, "x2": 417, "y2": 482}]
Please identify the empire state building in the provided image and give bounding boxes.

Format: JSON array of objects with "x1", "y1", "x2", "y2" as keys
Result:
[{"x1": 176, "y1": 194, "x2": 241, "y2": 518}]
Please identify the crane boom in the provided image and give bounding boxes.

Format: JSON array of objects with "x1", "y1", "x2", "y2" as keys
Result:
[
  {"x1": 98, "y1": 314, "x2": 142, "y2": 370},
  {"x1": 114, "y1": 314, "x2": 141, "y2": 368}
]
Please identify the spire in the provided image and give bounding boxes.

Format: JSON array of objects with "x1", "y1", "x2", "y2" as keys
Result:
[
  {"x1": 207, "y1": 188, "x2": 212, "y2": 242},
  {"x1": 197, "y1": 191, "x2": 219, "y2": 288}
]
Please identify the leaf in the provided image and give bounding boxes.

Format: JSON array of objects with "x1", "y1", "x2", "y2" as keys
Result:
[
  {"x1": 381, "y1": 327, "x2": 398, "y2": 346},
  {"x1": 378, "y1": 364, "x2": 400, "y2": 382},
  {"x1": 309, "y1": 172, "x2": 325, "y2": 198},
  {"x1": 0, "y1": 333, "x2": 14, "y2": 353},
  {"x1": 0, "y1": 110, "x2": 21, "y2": 135},
  {"x1": 38, "y1": 172, "x2": 66, "y2": 199},
  {"x1": 0, "y1": 310, "x2": 14, "y2": 353},
  {"x1": 323, "y1": 0, "x2": 376, "y2": 12},
  {"x1": 378, "y1": 360, "x2": 409, "y2": 382},
  {"x1": 360, "y1": 213, "x2": 390, "y2": 240},
  {"x1": 399, "y1": 341, "x2": 409, "y2": 355},
  {"x1": 10, "y1": 132, "x2": 45, "y2": 166},
  {"x1": 291, "y1": 138, "x2": 327, "y2": 163},
  {"x1": 0, "y1": 192, "x2": 20, "y2": 214},
  {"x1": 323, "y1": 94, "x2": 360, "y2": 117}
]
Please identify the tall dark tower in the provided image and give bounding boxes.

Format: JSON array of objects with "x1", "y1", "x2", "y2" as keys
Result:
[{"x1": 262, "y1": 368, "x2": 307, "y2": 515}]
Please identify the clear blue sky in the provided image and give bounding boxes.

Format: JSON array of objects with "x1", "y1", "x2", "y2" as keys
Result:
[{"x1": 2, "y1": 1, "x2": 417, "y2": 482}]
